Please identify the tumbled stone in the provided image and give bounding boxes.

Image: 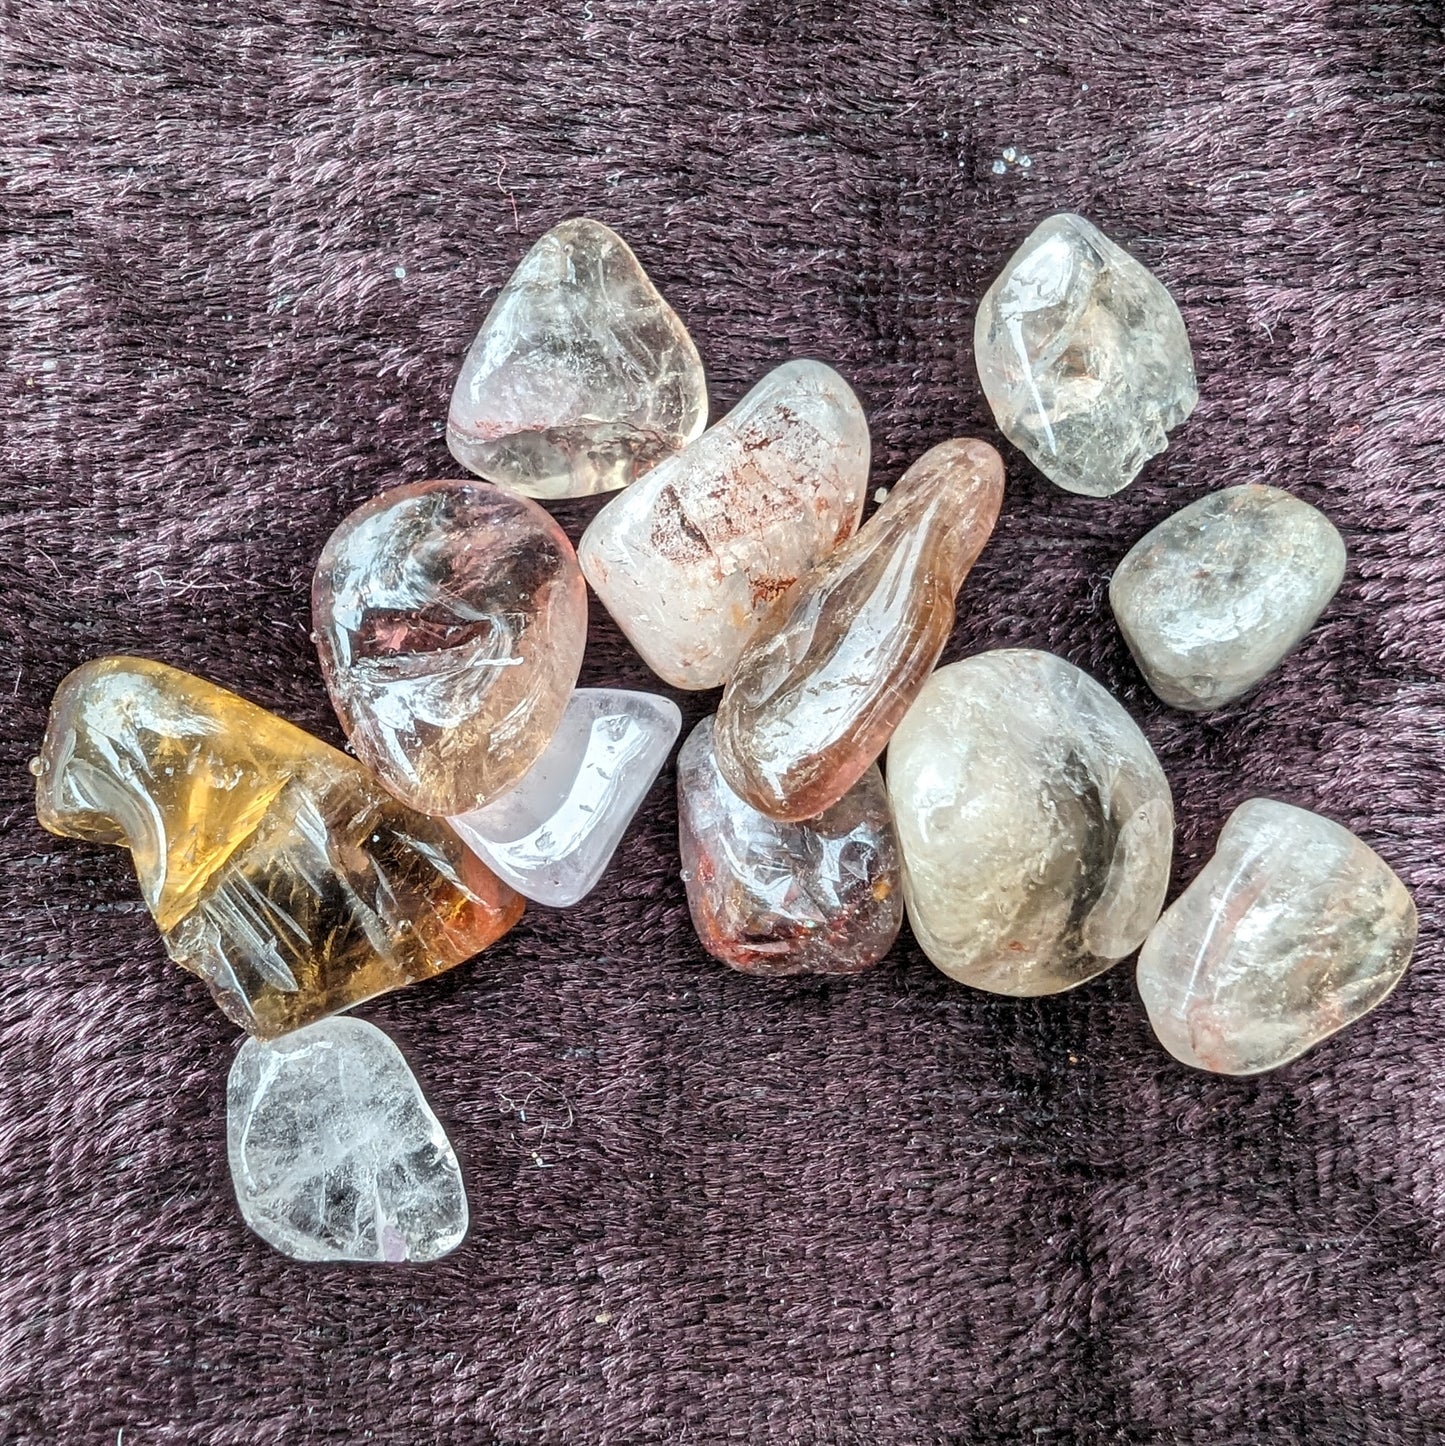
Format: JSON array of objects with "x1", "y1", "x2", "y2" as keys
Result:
[
  {"x1": 33, "y1": 657, "x2": 523, "y2": 1038},
  {"x1": 578, "y1": 360, "x2": 870, "y2": 689},
  {"x1": 715, "y1": 438, "x2": 1005, "y2": 821},
  {"x1": 677, "y1": 716, "x2": 902, "y2": 976},
  {"x1": 1110, "y1": 484, "x2": 1347, "y2": 711},
  {"x1": 228, "y1": 1017, "x2": 468, "y2": 1263},
  {"x1": 975, "y1": 213, "x2": 1197, "y2": 497},
  {"x1": 887, "y1": 649, "x2": 1173, "y2": 995},
  {"x1": 447, "y1": 218, "x2": 707, "y2": 500},
  {"x1": 1137, "y1": 799, "x2": 1416, "y2": 1075},
  {"x1": 313, "y1": 478, "x2": 588, "y2": 816},
  {"x1": 449, "y1": 687, "x2": 681, "y2": 908}
]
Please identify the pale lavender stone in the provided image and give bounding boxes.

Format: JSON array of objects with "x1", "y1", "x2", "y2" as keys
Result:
[{"x1": 448, "y1": 688, "x2": 681, "y2": 908}]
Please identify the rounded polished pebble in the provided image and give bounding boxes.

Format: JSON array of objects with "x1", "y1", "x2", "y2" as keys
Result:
[
  {"x1": 887, "y1": 649, "x2": 1174, "y2": 995},
  {"x1": 677, "y1": 716, "x2": 902, "y2": 977},
  {"x1": 313, "y1": 478, "x2": 588, "y2": 816},
  {"x1": 578, "y1": 359, "x2": 871, "y2": 690},
  {"x1": 715, "y1": 437, "x2": 1004, "y2": 821},
  {"x1": 449, "y1": 687, "x2": 682, "y2": 908},
  {"x1": 447, "y1": 218, "x2": 707, "y2": 500},
  {"x1": 975, "y1": 213, "x2": 1197, "y2": 497},
  {"x1": 1109, "y1": 484, "x2": 1347, "y2": 711},
  {"x1": 1137, "y1": 799, "x2": 1417, "y2": 1075},
  {"x1": 228, "y1": 1018, "x2": 468, "y2": 1264}
]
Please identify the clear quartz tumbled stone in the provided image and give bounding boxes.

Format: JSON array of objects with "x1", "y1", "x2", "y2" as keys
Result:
[
  {"x1": 1137, "y1": 799, "x2": 1417, "y2": 1075},
  {"x1": 975, "y1": 213, "x2": 1197, "y2": 497},
  {"x1": 227, "y1": 1017, "x2": 469, "y2": 1264}
]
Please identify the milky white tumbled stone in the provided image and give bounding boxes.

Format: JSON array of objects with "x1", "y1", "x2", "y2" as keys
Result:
[
  {"x1": 887, "y1": 649, "x2": 1174, "y2": 995},
  {"x1": 449, "y1": 687, "x2": 681, "y2": 908},
  {"x1": 975, "y1": 213, "x2": 1197, "y2": 497},
  {"x1": 1110, "y1": 484, "x2": 1347, "y2": 711},
  {"x1": 1137, "y1": 799, "x2": 1417, "y2": 1075},
  {"x1": 578, "y1": 359, "x2": 870, "y2": 689},
  {"x1": 227, "y1": 1018, "x2": 468, "y2": 1264},
  {"x1": 447, "y1": 218, "x2": 707, "y2": 500}
]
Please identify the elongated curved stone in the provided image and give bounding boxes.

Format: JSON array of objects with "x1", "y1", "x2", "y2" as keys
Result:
[
  {"x1": 715, "y1": 438, "x2": 1004, "y2": 821},
  {"x1": 1137, "y1": 799, "x2": 1416, "y2": 1075},
  {"x1": 447, "y1": 218, "x2": 707, "y2": 500},
  {"x1": 975, "y1": 213, "x2": 1197, "y2": 497},
  {"x1": 1110, "y1": 484, "x2": 1347, "y2": 711},
  {"x1": 887, "y1": 649, "x2": 1173, "y2": 995},
  {"x1": 229, "y1": 1018, "x2": 468, "y2": 1263},
  {"x1": 449, "y1": 687, "x2": 681, "y2": 908},
  {"x1": 313, "y1": 479, "x2": 588, "y2": 816},
  {"x1": 578, "y1": 360, "x2": 870, "y2": 689},
  {"x1": 33, "y1": 657, "x2": 523, "y2": 1037},
  {"x1": 677, "y1": 716, "x2": 902, "y2": 976}
]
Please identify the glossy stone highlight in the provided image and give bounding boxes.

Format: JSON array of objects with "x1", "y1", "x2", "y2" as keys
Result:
[
  {"x1": 228, "y1": 1018, "x2": 468, "y2": 1263},
  {"x1": 449, "y1": 687, "x2": 681, "y2": 908},
  {"x1": 33, "y1": 657, "x2": 523, "y2": 1038},
  {"x1": 447, "y1": 218, "x2": 707, "y2": 500},
  {"x1": 1137, "y1": 799, "x2": 1417, "y2": 1075},
  {"x1": 677, "y1": 716, "x2": 902, "y2": 977},
  {"x1": 716, "y1": 438, "x2": 1005, "y2": 821},
  {"x1": 976, "y1": 213, "x2": 1197, "y2": 497},
  {"x1": 1110, "y1": 484, "x2": 1347, "y2": 711},
  {"x1": 313, "y1": 479, "x2": 588, "y2": 817},
  {"x1": 887, "y1": 649, "x2": 1173, "y2": 995},
  {"x1": 578, "y1": 360, "x2": 871, "y2": 689}
]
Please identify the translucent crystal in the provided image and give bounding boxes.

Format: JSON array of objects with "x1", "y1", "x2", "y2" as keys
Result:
[
  {"x1": 975, "y1": 213, "x2": 1197, "y2": 497},
  {"x1": 447, "y1": 218, "x2": 707, "y2": 500},
  {"x1": 33, "y1": 657, "x2": 523, "y2": 1038},
  {"x1": 448, "y1": 687, "x2": 681, "y2": 908},
  {"x1": 228, "y1": 1018, "x2": 468, "y2": 1263},
  {"x1": 313, "y1": 478, "x2": 588, "y2": 816},
  {"x1": 887, "y1": 649, "x2": 1173, "y2": 995},
  {"x1": 1110, "y1": 484, "x2": 1347, "y2": 711},
  {"x1": 715, "y1": 438, "x2": 1004, "y2": 821},
  {"x1": 578, "y1": 359, "x2": 871, "y2": 690},
  {"x1": 1137, "y1": 800, "x2": 1416, "y2": 1075},
  {"x1": 677, "y1": 716, "x2": 902, "y2": 976}
]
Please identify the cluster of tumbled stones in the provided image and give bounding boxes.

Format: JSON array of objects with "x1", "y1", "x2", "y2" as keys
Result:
[{"x1": 32, "y1": 215, "x2": 1417, "y2": 1265}]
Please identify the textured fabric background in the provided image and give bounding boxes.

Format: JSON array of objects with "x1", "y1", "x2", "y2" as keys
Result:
[{"x1": 2, "y1": 2, "x2": 1443, "y2": 1441}]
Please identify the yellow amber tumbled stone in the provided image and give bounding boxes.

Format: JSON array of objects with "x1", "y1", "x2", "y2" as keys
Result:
[{"x1": 33, "y1": 657, "x2": 524, "y2": 1038}]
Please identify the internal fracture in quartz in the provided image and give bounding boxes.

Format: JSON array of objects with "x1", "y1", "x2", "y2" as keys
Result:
[
  {"x1": 975, "y1": 213, "x2": 1197, "y2": 497},
  {"x1": 677, "y1": 716, "x2": 902, "y2": 977},
  {"x1": 887, "y1": 649, "x2": 1173, "y2": 995},
  {"x1": 313, "y1": 479, "x2": 588, "y2": 817},
  {"x1": 33, "y1": 657, "x2": 523, "y2": 1038},
  {"x1": 578, "y1": 359, "x2": 871, "y2": 690},
  {"x1": 715, "y1": 437, "x2": 1005, "y2": 821},
  {"x1": 447, "y1": 218, "x2": 708, "y2": 500},
  {"x1": 449, "y1": 687, "x2": 682, "y2": 908},
  {"x1": 1110, "y1": 484, "x2": 1347, "y2": 711},
  {"x1": 1137, "y1": 799, "x2": 1416, "y2": 1075},
  {"x1": 228, "y1": 1017, "x2": 468, "y2": 1263}
]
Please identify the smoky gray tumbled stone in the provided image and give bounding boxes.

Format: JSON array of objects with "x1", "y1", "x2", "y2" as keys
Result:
[{"x1": 1110, "y1": 484, "x2": 1347, "y2": 711}]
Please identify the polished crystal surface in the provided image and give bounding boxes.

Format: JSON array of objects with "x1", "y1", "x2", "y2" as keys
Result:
[
  {"x1": 33, "y1": 657, "x2": 523, "y2": 1038},
  {"x1": 228, "y1": 1018, "x2": 468, "y2": 1263},
  {"x1": 1137, "y1": 799, "x2": 1416, "y2": 1075},
  {"x1": 715, "y1": 438, "x2": 1004, "y2": 821},
  {"x1": 887, "y1": 649, "x2": 1173, "y2": 995},
  {"x1": 449, "y1": 687, "x2": 681, "y2": 908},
  {"x1": 447, "y1": 218, "x2": 707, "y2": 500},
  {"x1": 1110, "y1": 484, "x2": 1347, "y2": 711},
  {"x1": 975, "y1": 213, "x2": 1197, "y2": 497},
  {"x1": 578, "y1": 359, "x2": 871, "y2": 689},
  {"x1": 677, "y1": 716, "x2": 902, "y2": 976},
  {"x1": 313, "y1": 478, "x2": 588, "y2": 816}
]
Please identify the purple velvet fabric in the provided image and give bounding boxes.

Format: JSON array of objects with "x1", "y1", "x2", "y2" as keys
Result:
[{"x1": 2, "y1": 2, "x2": 1442, "y2": 1440}]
